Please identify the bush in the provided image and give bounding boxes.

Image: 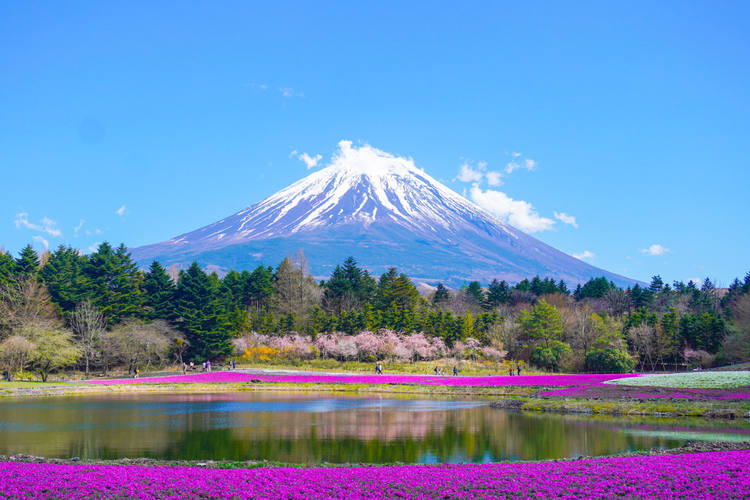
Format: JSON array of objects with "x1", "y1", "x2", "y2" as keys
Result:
[
  {"x1": 530, "y1": 341, "x2": 571, "y2": 372},
  {"x1": 585, "y1": 348, "x2": 634, "y2": 373}
]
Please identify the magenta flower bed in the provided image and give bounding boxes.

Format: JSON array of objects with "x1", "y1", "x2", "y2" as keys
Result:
[
  {"x1": 87, "y1": 371, "x2": 637, "y2": 387},
  {"x1": 1, "y1": 450, "x2": 748, "y2": 499}
]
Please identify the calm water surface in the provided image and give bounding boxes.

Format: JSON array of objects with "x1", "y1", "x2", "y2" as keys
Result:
[{"x1": 0, "y1": 393, "x2": 746, "y2": 463}]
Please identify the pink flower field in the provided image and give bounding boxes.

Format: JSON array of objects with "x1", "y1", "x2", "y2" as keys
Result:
[
  {"x1": 86, "y1": 371, "x2": 638, "y2": 387},
  {"x1": 1, "y1": 450, "x2": 748, "y2": 499}
]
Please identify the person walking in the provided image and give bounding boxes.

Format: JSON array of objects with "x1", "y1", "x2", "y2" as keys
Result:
[
  {"x1": 517, "y1": 365, "x2": 522, "y2": 376},
  {"x1": 207, "y1": 360, "x2": 211, "y2": 372},
  {"x1": 453, "y1": 365, "x2": 459, "y2": 376},
  {"x1": 434, "y1": 365, "x2": 439, "y2": 375},
  {"x1": 232, "y1": 359, "x2": 236, "y2": 370},
  {"x1": 508, "y1": 367, "x2": 513, "y2": 376}
]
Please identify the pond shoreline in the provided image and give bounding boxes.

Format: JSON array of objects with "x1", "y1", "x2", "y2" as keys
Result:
[
  {"x1": 2, "y1": 380, "x2": 749, "y2": 419},
  {"x1": 1, "y1": 441, "x2": 747, "y2": 469}
]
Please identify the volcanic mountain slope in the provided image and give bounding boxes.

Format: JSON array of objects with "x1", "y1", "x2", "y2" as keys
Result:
[{"x1": 130, "y1": 141, "x2": 636, "y2": 287}]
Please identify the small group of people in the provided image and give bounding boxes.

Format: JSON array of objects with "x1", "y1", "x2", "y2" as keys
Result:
[
  {"x1": 432, "y1": 365, "x2": 461, "y2": 376},
  {"x1": 508, "y1": 365, "x2": 522, "y2": 376},
  {"x1": 182, "y1": 359, "x2": 235, "y2": 374}
]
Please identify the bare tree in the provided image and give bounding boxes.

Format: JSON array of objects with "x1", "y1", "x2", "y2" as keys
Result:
[
  {"x1": 0, "y1": 277, "x2": 60, "y2": 334},
  {"x1": 627, "y1": 324, "x2": 657, "y2": 371},
  {"x1": 70, "y1": 301, "x2": 105, "y2": 378},
  {"x1": 0, "y1": 335, "x2": 35, "y2": 381}
]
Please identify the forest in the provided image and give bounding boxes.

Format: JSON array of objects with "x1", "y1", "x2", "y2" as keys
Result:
[{"x1": 0, "y1": 242, "x2": 748, "y2": 380}]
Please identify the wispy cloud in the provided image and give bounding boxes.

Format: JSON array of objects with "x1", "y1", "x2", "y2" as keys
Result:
[
  {"x1": 88, "y1": 242, "x2": 101, "y2": 253},
  {"x1": 116, "y1": 205, "x2": 127, "y2": 216},
  {"x1": 469, "y1": 184, "x2": 555, "y2": 233},
  {"x1": 14, "y1": 212, "x2": 63, "y2": 237},
  {"x1": 640, "y1": 244, "x2": 671, "y2": 256},
  {"x1": 32, "y1": 235, "x2": 49, "y2": 250},
  {"x1": 554, "y1": 211, "x2": 578, "y2": 228},
  {"x1": 73, "y1": 219, "x2": 85, "y2": 237},
  {"x1": 573, "y1": 250, "x2": 595, "y2": 260},
  {"x1": 291, "y1": 149, "x2": 322, "y2": 169},
  {"x1": 455, "y1": 162, "x2": 485, "y2": 183},
  {"x1": 485, "y1": 171, "x2": 503, "y2": 186},
  {"x1": 505, "y1": 156, "x2": 537, "y2": 174},
  {"x1": 279, "y1": 87, "x2": 303, "y2": 99}
]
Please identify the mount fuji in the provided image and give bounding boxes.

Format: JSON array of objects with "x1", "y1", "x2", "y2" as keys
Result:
[{"x1": 130, "y1": 141, "x2": 636, "y2": 287}]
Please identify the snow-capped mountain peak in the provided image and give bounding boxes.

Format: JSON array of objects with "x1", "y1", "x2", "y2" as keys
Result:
[{"x1": 130, "y1": 141, "x2": 635, "y2": 287}]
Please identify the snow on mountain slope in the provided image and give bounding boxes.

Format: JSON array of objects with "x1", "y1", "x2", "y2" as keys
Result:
[{"x1": 130, "y1": 141, "x2": 637, "y2": 287}]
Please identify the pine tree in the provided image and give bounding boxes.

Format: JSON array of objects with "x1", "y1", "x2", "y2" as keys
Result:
[
  {"x1": 245, "y1": 265, "x2": 275, "y2": 310},
  {"x1": 174, "y1": 262, "x2": 232, "y2": 361},
  {"x1": 486, "y1": 279, "x2": 510, "y2": 307},
  {"x1": 39, "y1": 245, "x2": 91, "y2": 313},
  {"x1": 84, "y1": 243, "x2": 143, "y2": 325},
  {"x1": 0, "y1": 249, "x2": 18, "y2": 285},
  {"x1": 432, "y1": 283, "x2": 450, "y2": 305},
  {"x1": 143, "y1": 261, "x2": 176, "y2": 320},
  {"x1": 15, "y1": 245, "x2": 40, "y2": 277}
]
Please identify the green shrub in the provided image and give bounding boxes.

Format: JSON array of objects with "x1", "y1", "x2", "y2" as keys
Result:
[{"x1": 585, "y1": 348, "x2": 635, "y2": 373}]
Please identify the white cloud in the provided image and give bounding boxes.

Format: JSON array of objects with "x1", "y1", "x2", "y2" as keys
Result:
[
  {"x1": 554, "y1": 211, "x2": 578, "y2": 228},
  {"x1": 298, "y1": 152, "x2": 322, "y2": 169},
  {"x1": 640, "y1": 244, "x2": 671, "y2": 256},
  {"x1": 687, "y1": 278, "x2": 702, "y2": 287},
  {"x1": 88, "y1": 242, "x2": 101, "y2": 253},
  {"x1": 279, "y1": 87, "x2": 303, "y2": 98},
  {"x1": 456, "y1": 162, "x2": 484, "y2": 183},
  {"x1": 14, "y1": 212, "x2": 62, "y2": 237},
  {"x1": 505, "y1": 156, "x2": 537, "y2": 174},
  {"x1": 32, "y1": 235, "x2": 49, "y2": 250},
  {"x1": 73, "y1": 219, "x2": 85, "y2": 237},
  {"x1": 485, "y1": 171, "x2": 503, "y2": 186},
  {"x1": 573, "y1": 250, "x2": 595, "y2": 260},
  {"x1": 468, "y1": 184, "x2": 555, "y2": 233},
  {"x1": 116, "y1": 205, "x2": 127, "y2": 216}
]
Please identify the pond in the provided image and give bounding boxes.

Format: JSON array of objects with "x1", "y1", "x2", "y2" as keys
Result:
[{"x1": 0, "y1": 393, "x2": 746, "y2": 464}]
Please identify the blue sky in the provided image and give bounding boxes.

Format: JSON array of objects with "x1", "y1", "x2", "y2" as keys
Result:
[{"x1": 1, "y1": 1, "x2": 748, "y2": 286}]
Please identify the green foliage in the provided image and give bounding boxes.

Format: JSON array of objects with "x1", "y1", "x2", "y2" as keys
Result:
[
  {"x1": 486, "y1": 279, "x2": 510, "y2": 307},
  {"x1": 24, "y1": 326, "x2": 81, "y2": 382},
  {"x1": 39, "y1": 245, "x2": 91, "y2": 313},
  {"x1": 530, "y1": 340, "x2": 571, "y2": 371},
  {"x1": 0, "y1": 251, "x2": 17, "y2": 285},
  {"x1": 585, "y1": 348, "x2": 634, "y2": 373},
  {"x1": 432, "y1": 283, "x2": 450, "y2": 305},
  {"x1": 142, "y1": 261, "x2": 176, "y2": 320},
  {"x1": 679, "y1": 312, "x2": 727, "y2": 353},
  {"x1": 574, "y1": 277, "x2": 616, "y2": 299},
  {"x1": 174, "y1": 262, "x2": 232, "y2": 361},
  {"x1": 15, "y1": 245, "x2": 40, "y2": 277},
  {"x1": 85, "y1": 243, "x2": 143, "y2": 325},
  {"x1": 518, "y1": 300, "x2": 563, "y2": 347}
]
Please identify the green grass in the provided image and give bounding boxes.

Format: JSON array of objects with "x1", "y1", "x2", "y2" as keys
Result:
[{"x1": 607, "y1": 371, "x2": 750, "y2": 389}]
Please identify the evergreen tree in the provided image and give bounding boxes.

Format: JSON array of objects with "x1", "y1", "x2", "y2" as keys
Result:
[
  {"x1": 0, "y1": 250, "x2": 17, "y2": 285},
  {"x1": 143, "y1": 261, "x2": 176, "y2": 320},
  {"x1": 39, "y1": 245, "x2": 91, "y2": 313},
  {"x1": 486, "y1": 279, "x2": 510, "y2": 307},
  {"x1": 15, "y1": 245, "x2": 40, "y2": 277},
  {"x1": 464, "y1": 281, "x2": 485, "y2": 304},
  {"x1": 174, "y1": 262, "x2": 232, "y2": 361},
  {"x1": 244, "y1": 265, "x2": 275, "y2": 309},
  {"x1": 84, "y1": 243, "x2": 143, "y2": 325},
  {"x1": 432, "y1": 283, "x2": 450, "y2": 305}
]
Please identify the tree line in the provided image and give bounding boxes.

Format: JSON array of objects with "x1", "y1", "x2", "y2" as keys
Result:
[{"x1": 0, "y1": 242, "x2": 748, "y2": 379}]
